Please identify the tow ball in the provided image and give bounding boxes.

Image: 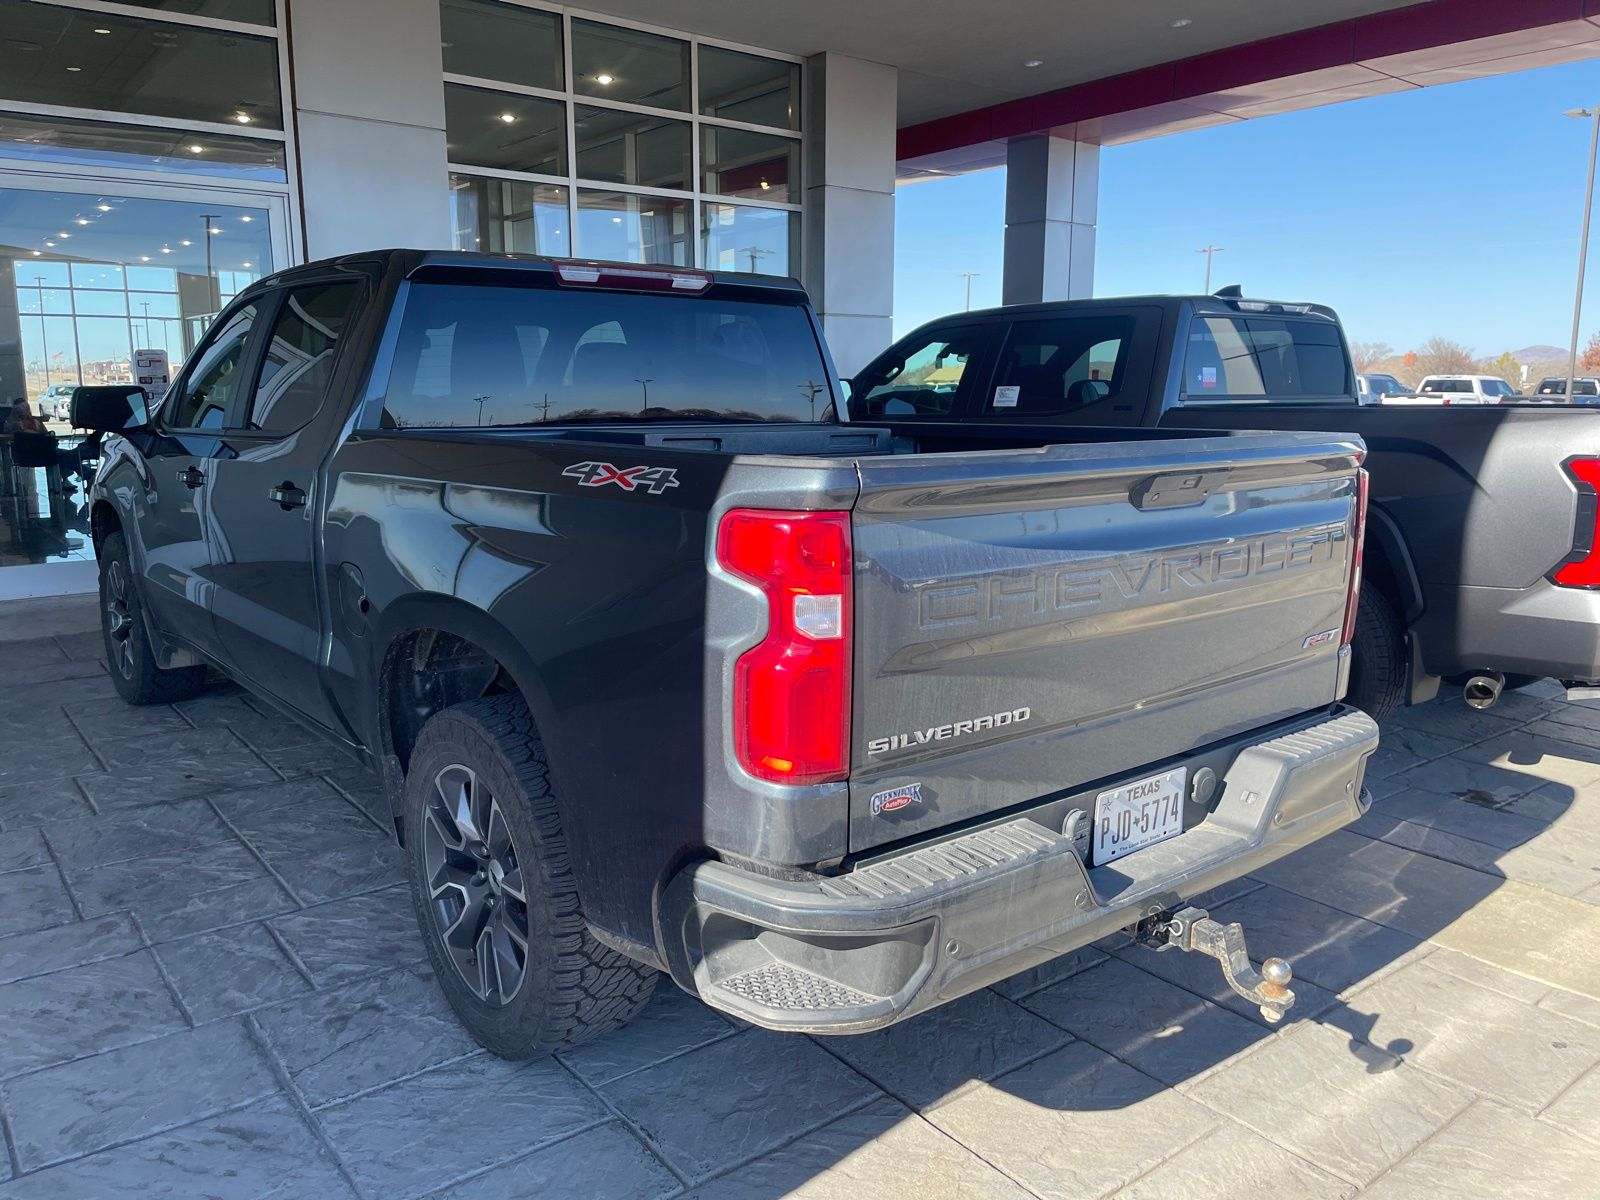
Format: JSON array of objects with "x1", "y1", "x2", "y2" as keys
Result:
[{"x1": 1135, "y1": 906, "x2": 1296, "y2": 1023}]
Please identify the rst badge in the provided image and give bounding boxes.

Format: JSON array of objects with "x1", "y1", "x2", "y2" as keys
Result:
[
  {"x1": 562, "y1": 461, "x2": 681, "y2": 495},
  {"x1": 870, "y1": 783, "x2": 923, "y2": 816}
]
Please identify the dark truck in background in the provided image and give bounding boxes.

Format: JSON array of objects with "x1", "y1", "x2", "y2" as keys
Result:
[
  {"x1": 852, "y1": 294, "x2": 1600, "y2": 718},
  {"x1": 76, "y1": 251, "x2": 1375, "y2": 1055}
]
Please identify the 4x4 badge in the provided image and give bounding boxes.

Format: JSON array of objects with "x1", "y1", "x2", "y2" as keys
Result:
[{"x1": 562, "y1": 461, "x2": 681, "y2": 495}]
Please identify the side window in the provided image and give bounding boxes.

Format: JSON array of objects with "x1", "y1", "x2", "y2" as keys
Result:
[
  {"x1": 852, "y1": 328, "x2": 988, "y2": 418},
  {"x1": 988, "y1": 317, "x2": 1132, "y2": 415},
  {"x1": 166, "y1": 303, "x2": 258, "y2": 429},
  {"x1": 248, "y1": 282, "x2": 360, "y2": 434}
]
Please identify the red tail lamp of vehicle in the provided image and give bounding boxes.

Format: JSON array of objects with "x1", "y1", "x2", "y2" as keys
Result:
[
  {"x1": 716, "y1": 509, "x2": 852, "y2": 785},
  {"x1": 1342, "y1": 466, "x2": 1370, "y2": 647},
  {"x1": 1552, "y1": 458, "x2": 1600, "y2": 588}
]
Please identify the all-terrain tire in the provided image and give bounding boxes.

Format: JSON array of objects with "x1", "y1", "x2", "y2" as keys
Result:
[
  {"x1": 403, "y1": 693, "x2": 657, "y2": 1059},
  {"x1": 98, "y1": 530, "x2": 208, "y2": 705},
  {"x1": 1347, "y1": 582, "x2": 1406, "y2": 722}
]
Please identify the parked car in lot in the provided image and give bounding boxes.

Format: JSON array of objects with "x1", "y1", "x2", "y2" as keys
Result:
[
  {"x1": 74, "y1": 251, "x2": 1376, "y2": 1055},
  {"x1": 853, "y1": 293, "x2": 1600, "y2": 718},
  {"x1": 33, "y1": 383, "x2": 76, "y2": 421},
  {"x1": 1357, "y1": 372, "x2": 1408, "y2": 402},
  {"x1": 1532, "y1": 376, "x2": 1600, "y2": 399},
  {"x1": 1414, "y1": 374, "x2": 1519, "y2": 404}
]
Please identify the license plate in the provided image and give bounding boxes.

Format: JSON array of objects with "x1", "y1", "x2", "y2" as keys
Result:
[{"x1": 1093, "y1": 768, "x2": 1187, "y2": 865}]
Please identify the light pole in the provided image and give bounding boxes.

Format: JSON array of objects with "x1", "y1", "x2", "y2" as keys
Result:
[
  {"x1": 201, "y1": 214, "x2": 220, "y2": 311},
  {"x1": 1564, "y1": 106, "x2": 1600, "y2": 405},
  {"x1": 33, "y1": 276, "x2": 51, "y2": 389},
  {"x1": 635, "y1": 378, "x2": 654, "y2": 414},
  {"x1": 959, "y1": 271, "x2": 980, "y2": 311},
  {"x1": 1196, "y1": 245, "x2": 1225, "y2": 293}
]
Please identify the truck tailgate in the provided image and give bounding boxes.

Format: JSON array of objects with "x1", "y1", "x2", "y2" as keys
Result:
[{"x1": 849, "y1": 431, "x2": 1363, "y2": 853}]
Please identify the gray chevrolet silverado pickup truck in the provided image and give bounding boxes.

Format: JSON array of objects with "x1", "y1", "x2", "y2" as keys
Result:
[
  {"x1": 75, "y1": 251, "x2": 1376, "y2": 1056},
  {"x1": 853, "y1": 293, "x2": 1600, "y2": 719}
]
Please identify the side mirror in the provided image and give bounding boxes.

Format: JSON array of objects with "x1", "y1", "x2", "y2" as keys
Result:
[{"x1": 70, "y1": 385, "x2": 149, "y2": 432}]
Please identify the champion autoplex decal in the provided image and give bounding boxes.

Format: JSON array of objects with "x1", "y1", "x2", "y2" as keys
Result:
[
  {"x1": 562, "y1": 461, "x2": 681, "y2": 495},
  {"x1": 870, "y1": 783, "x2": 923, "y2": 816},
  {"x1": 867, "y1": 707, "x2": 1032, "y2": 756}
]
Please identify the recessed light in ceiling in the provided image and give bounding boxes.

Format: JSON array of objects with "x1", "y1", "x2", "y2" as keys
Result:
[
  {"x1": 75, "y1": 218, "x2": 89, "y2": 225},
  {"x1": 594, "y1": 72, "x2": 615, "y2": 85},
  {"x1": 96, "y1": 203, "x2": 111, "y2": 212},
  {"x1": 1023, "y1": 59, "x2": 1044, "y2": 68},
  {"x1": 139, "y1": 255, "x2": 150, "y2": 262},
  {"x1": 234, "y1": 112, "x2": 252, "y2": 124},
  {"x1": 1169, "y1": 17, "x2": 1193, "y2": 28},
  {"x1": 93, "y1": 27, "x2": 110, "y2": 34},
  {"x1": 187, "y1": 144, "x2": 204, "y2": 153},
  {"x1": 65, "y1": 65, "x2": 82, "y2": 72},
  {"x1": 498, "y1": 112, "x2": 516, "y2": 123}
]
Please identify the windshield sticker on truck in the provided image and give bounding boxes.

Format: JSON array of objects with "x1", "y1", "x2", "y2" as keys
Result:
[
  {"x1": 561, "y1": 461, "x2": 681, "y2": 495},
  {"x1": 870, "y1": 783, "x2": 923, "y2": 816},
  {"x1": 867, "y1": 707, "x2": 1031, "y2": 756},
  {"x1": 1199, "y1": 366, "x2": 1218, "y2": 389},
  {"x1": 993, "y1": 385, "x2": 1020, "y2": 409}
]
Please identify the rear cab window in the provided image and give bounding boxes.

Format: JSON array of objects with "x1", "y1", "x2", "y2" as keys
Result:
[
  {"x1": 1182, "y1": 313, "x2": 1350, "y2": 402},
  {"x1": 379, "y1": 273, "x2": 835, "y2": 427}
]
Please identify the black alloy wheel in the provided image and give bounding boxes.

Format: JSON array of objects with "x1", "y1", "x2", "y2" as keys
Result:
[
  {"x1": 102, "y1": 555, "x2": 137, "y2": 682},
  {"x1": 421, "y1": 763, "x2": 531, "y2": 1006}
]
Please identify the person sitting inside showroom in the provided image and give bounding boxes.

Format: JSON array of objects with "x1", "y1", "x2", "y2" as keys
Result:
[{"x1": 6, "y1": 397, "x2": 101, "y2": 489}]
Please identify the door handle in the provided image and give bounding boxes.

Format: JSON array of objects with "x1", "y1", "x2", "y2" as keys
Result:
[
  {"x1": 268, "y1": 482, "x2": 307, "y2": 511},
  {"x1": 177, "y1": 466, "x2": 204, "y2": 489}
]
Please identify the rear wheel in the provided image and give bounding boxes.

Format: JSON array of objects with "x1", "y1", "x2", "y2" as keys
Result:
[
  {"x1": 98, "y1": 530, "x2": 207, "y2": 705},
  {"x1": 403, "y1": 693, "x2": 657, "y2": 1059},
  {"x1": 1346, "y1": 582, "x2": 1405, "y2": 722}
]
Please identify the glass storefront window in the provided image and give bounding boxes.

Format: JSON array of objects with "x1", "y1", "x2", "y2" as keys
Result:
[
  {"x1": 572, "y1": 20, "x2": 689, "y2": 112},
  {"x1": 5, "y1": 186, "x2": 273, "y2": 396},
  {"x1": 575, "y1": 191, "x2": 689, "y2": 265},
  {"x1": 445, "y1": 84, "x2": 566, "y2": 176},
  {"x1": 701, "y1": 203, "x2": 797, "y2": 276},
  {"x1": 441, "y1": 0, "x2": 562, "y2": 91},
  {"x1": 114, "y1": 0, "x2": 276, "y2": 25},
  {"x1": 574, "y1": 106, "x2": 690, "y2": 191},
  {"x1": 450, "y1": 174, "x2": 569, "y2": 255},
  {"x1": 0, "y1": 1, "x2": 283, "y2": 130},
  {"x1": 701, "y1": 125, "x2": 798, "y2": 203},
  {"x1": 0, "y1": 112, "x2": 287, "y2": 183},
  {"x1": 699, "y1": 46, "x2": 798, "y2": 130}
]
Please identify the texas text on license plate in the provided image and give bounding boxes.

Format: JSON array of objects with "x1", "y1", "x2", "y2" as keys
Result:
[{"x1": 1092, "y1": 768, "x2": 1187, "y2": 865}]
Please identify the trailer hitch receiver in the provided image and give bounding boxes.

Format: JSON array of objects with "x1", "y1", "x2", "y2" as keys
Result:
[{"x1": 1137, "y1": 906, "x2": 1295, "y2": 1022}]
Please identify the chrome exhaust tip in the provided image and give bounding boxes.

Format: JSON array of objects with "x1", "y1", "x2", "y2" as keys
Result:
[{"x1": 1463, "y1": 671, "x2": 1505, "y2": 710}]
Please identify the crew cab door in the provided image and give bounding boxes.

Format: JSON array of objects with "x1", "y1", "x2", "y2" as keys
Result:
[
  {"x1": 201, "y1": 277, "x2": 365, "y2": 735},
  {"x1": 135, "y1": 300, "x2": 266, "y2": 658}
]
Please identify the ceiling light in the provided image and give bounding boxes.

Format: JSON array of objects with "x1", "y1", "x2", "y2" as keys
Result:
[
  {"x1": 611, "y1": 215, "x2": 622, "y2": 223},
  {"x1": 57, "y1": 232, "x2": 69, "y2": 238},
  {"x1": 498, "y1": 112, "x2": 516, "y2": 123},
  {"x1": 45, "y1": 240, "x2": 55, "y2": 247},
  {"x1": 1169, "y1": 17, "x2": 1192, "y2": 28},
  {"x1": 180, "y1": 239, "x2": 192, "y2": 246},
  {"x1": 160, "y1": 246, "x2": 171, "y2": 254},
  {"x1": 75, "y1": 217, "x2": 89, "y2": 225},
  {"x1": 96, "y1": 203, "x2": 112, "y2": 212},
  {"x1": 31, "y1": 250, "x2": 41, "y2": 257},
  {"x1": 241, "y1": 260, "x2": 252, "y2": 268},
  {"x1": 233, "y1": 112, "x2": 252, "y2": 124},
  {"x1": 759, "y1": 180, "x2": 770, "y2": 190},
  {"x1": 139, "y1": 255, "x2": 150, "y2": 262},
  {"x1": 208, "y1": 226, "x2": 222, "y2": 234},
  {"x1": 187, "y1": 144, "x2": 204, "y2": 153},
  {"x1": 93, "y1": 27, "x2": 111, "y2": 34},
  {"x1": 594, "y1": 72, "x2": 615, "y2": 85},
  {"x1": 65, "y1": 65, "x2": 82, "y2": 72},
  {"x1": 240, "y1": 215, "x2": 252, "y2": 222},
  {"x1": 1023, "y1": 59, "x2": 1044, "y2": 68}
]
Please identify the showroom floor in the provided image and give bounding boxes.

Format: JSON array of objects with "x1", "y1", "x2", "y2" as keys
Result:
[{"x1": 0, "y1": 596, "x2": 1598, "y2": 1199}]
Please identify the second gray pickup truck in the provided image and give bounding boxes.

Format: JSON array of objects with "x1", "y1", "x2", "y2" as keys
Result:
[{"x1": 75, "y1": 251, "x2": 1375, "y2": 1057}]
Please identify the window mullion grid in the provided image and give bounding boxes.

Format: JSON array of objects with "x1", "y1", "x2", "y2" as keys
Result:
[
  {"x1": 562, "y1": 9, "x2": 579, "y2": 256},
  {"x1": 689, "y1": 36, "x2": 702, "y2": 267}
]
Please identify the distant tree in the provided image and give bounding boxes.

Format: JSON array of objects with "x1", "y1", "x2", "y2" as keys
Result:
[
  {"x1": 1581, "y1": 332, "x2": 1600, "y2": 374},
  {"x1": 1349, "y1": 341, "x2": 1393, "y2": 372},
  {"x1": 1482, "y1": 351, "x2": 1522, "y2": 388},
  {"x1": 1417, "y1": 337, "x2": 1476, "y2": 376}
]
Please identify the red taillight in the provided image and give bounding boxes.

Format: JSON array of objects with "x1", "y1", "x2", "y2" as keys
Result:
[
  {"x1": 716, "y1": 509, "x2": 852, "y2": 784},
  {"x1": 1553, "y1": 458, "x2": 1600, "y2": 588},
  {"x1": 1342, "y1": 467, "x2": 1370, "y2": 647},
  {"x1": 551, "y1": 259, "x2": 711, "y2": 293}
]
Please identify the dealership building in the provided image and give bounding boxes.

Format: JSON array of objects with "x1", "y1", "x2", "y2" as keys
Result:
[{"x1": 1, "y1": 0, "x2": 1597, "y2": 593}]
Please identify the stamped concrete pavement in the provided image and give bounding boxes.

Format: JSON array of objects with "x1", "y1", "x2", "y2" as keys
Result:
[{"x1": 1, "y1": 595, "x2": 1597, "y2": 1198}]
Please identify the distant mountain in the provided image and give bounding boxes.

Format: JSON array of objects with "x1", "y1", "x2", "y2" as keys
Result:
[{"x1": 1510, "y1": 344, "x2": 1565, "y2": 362}]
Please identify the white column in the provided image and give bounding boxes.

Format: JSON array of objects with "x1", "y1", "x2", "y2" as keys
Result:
[
  {"x1": 0, "y1": 257, "x2": 25, "y2": 402},
  {"x1": 286, "y1": 0, "x2": 452, "y2": 259},
  {"x1": 803, "y1": 53, "x2": 896, "y2": 376},
  {"x1": 1003, "y1": 135, "x2": 1099, "y2": 305}
]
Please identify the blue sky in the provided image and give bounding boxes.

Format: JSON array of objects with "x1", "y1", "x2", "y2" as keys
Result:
[{"x1": 895, "y1": 57, "x2": 1600, "y2": 358}]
